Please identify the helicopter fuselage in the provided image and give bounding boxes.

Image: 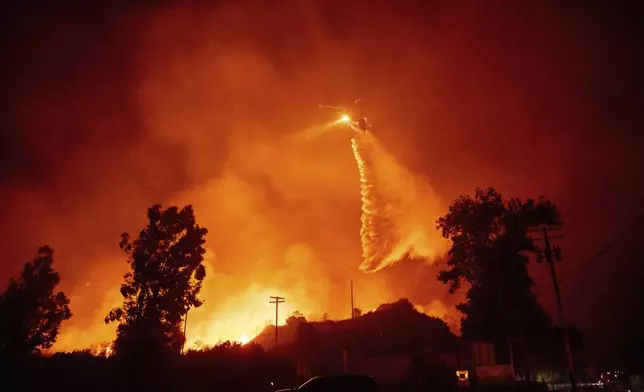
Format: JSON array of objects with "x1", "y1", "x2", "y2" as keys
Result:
[{"x1": 319, "y1": 102, "x2": 371, "y2": 134}]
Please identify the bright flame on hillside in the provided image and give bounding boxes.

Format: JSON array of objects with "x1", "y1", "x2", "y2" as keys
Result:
[
  {"x1": 50, "y1": 127, "x2": 455, "y2": 354},
  {"x1": 48, "y1": 115, "x2": 455, "y2": 353},
  {"x1": 180, "y1": 262, "x2": 311, "y2": 350}
]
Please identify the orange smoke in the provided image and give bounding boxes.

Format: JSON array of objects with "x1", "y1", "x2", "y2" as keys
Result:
[
  {"x1": 33, "y1": 2, "x2": 463, "y2": 352},
  {"x1": 49, "y1": 125, "x2": 456, "y2": 352},
  {"x1": 4, "y1": 0, "x2": 639, "y2": 356}
]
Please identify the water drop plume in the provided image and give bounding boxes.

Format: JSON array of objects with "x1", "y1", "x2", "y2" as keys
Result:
[{"x1": 351, "y1": 133, "x2": 446, "y2": 273}]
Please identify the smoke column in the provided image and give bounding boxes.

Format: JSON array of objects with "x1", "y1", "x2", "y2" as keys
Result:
[
  {"x1": 351, "y1": 134, "x2": 401, "y2": 272},
  {"x1": 351, "y1": 132, "x2": 447, "y2": 273}
]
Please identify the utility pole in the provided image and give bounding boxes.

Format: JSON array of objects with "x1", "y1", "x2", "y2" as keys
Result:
[
  {"x1": 533, "y1": 227, "x2": 576, "y2": 392},
  {"x1": 270, "y1": 296, "x2": 285, "y2": 347},
  {"x1": 350, "y1": 279, "x2": 355, "y2": 319}
]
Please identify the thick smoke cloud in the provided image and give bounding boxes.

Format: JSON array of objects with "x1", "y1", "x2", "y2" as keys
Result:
[{"x1": 1, "y1": 1, "x2": 643, "y2": 352}]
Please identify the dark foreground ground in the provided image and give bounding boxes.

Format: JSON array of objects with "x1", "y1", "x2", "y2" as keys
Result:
[
  {"x1": 1, "y1": 351, "x2": 602, "y2": 392},
  {"x1": 1, "y1": 351, "x2": 297, "y2": 392}
]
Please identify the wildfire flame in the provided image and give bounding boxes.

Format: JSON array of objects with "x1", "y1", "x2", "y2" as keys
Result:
[{"x1": 48, "y1": 126, "x2": 453, "y2": 354}]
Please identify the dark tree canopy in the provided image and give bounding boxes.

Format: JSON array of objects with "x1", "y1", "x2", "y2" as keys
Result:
[
  {"x1": 437, "y1": 188, "x2": 560, "y2": 342},
  {"x1": 286, "y1": 310, "x2": 306, "y2": 327},
  {"x1": 105, "y1": 204, "x2": 208, "y2": 357},
  {"x1": 0, "y1": 246, "x2": 71, "y2": 356}
]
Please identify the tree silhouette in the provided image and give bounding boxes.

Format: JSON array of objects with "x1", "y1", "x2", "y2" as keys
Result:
[
  {"x1": 286, "y1": 310, "x2": 307, "y2": 327},
  {"x1": 105, "y1": 204, "x2": 208, "y2": 357},
  {"x1": 437, "y1": 188, "x2": 560, "y2": 343},
  {"x1": 0, "y1": 246, "x2": 71, "y2": 356}
]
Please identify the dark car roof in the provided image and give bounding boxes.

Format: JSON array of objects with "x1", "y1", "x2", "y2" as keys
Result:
[
  {"x1": 298, "y1": 374, "x2": 377, "y2": 391},
  {"x1": 303, "y1": 374, "x2": 374, "y2": 382}
]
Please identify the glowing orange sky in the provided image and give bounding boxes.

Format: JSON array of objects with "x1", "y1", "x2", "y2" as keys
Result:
[
  {"x1": 1, "y1": 1, "x2": 643, "y2": 353},
  {"x1": 52, "y1": 115, "x2": 454, "y2": 350}
]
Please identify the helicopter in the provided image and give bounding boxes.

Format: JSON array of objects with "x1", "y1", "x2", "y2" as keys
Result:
[{"x1": 319, "y1": 99, "x2": 372, "y2": 134}]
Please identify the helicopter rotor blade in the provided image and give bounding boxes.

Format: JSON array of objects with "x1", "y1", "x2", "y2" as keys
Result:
[{"x1": 318, "y1": 105, "x2": 345, "y2": 110}]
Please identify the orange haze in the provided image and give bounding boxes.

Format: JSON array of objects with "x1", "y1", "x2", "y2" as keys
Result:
[
  {"x1": 21, "y1": 2, "x2": 464, "y2": 351},
  {"x1": 4, "y1": 1, "x2": 642, "y2": 354},
  {"x1": 53, "y1": 114, "x2": 453, "y2": 350}
]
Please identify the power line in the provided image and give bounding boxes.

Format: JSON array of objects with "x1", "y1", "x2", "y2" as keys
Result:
[
  {"x1": 534, "y1": 213, "x2": 644, "y2": 296},
  {"x1": 557, "y1": 213, "x2": 644, "y2": 285},
  {"x1": 539, "y1": 233, "x2": 642, "y2": 307}
]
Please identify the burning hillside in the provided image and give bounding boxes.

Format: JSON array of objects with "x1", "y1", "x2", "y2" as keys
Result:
[
  {"x1": 252, "y1": 299, "x2": 457, "y2": 354},
  {"x1": 2, "y1": 2, "x2": 471, "y2": 353}
]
